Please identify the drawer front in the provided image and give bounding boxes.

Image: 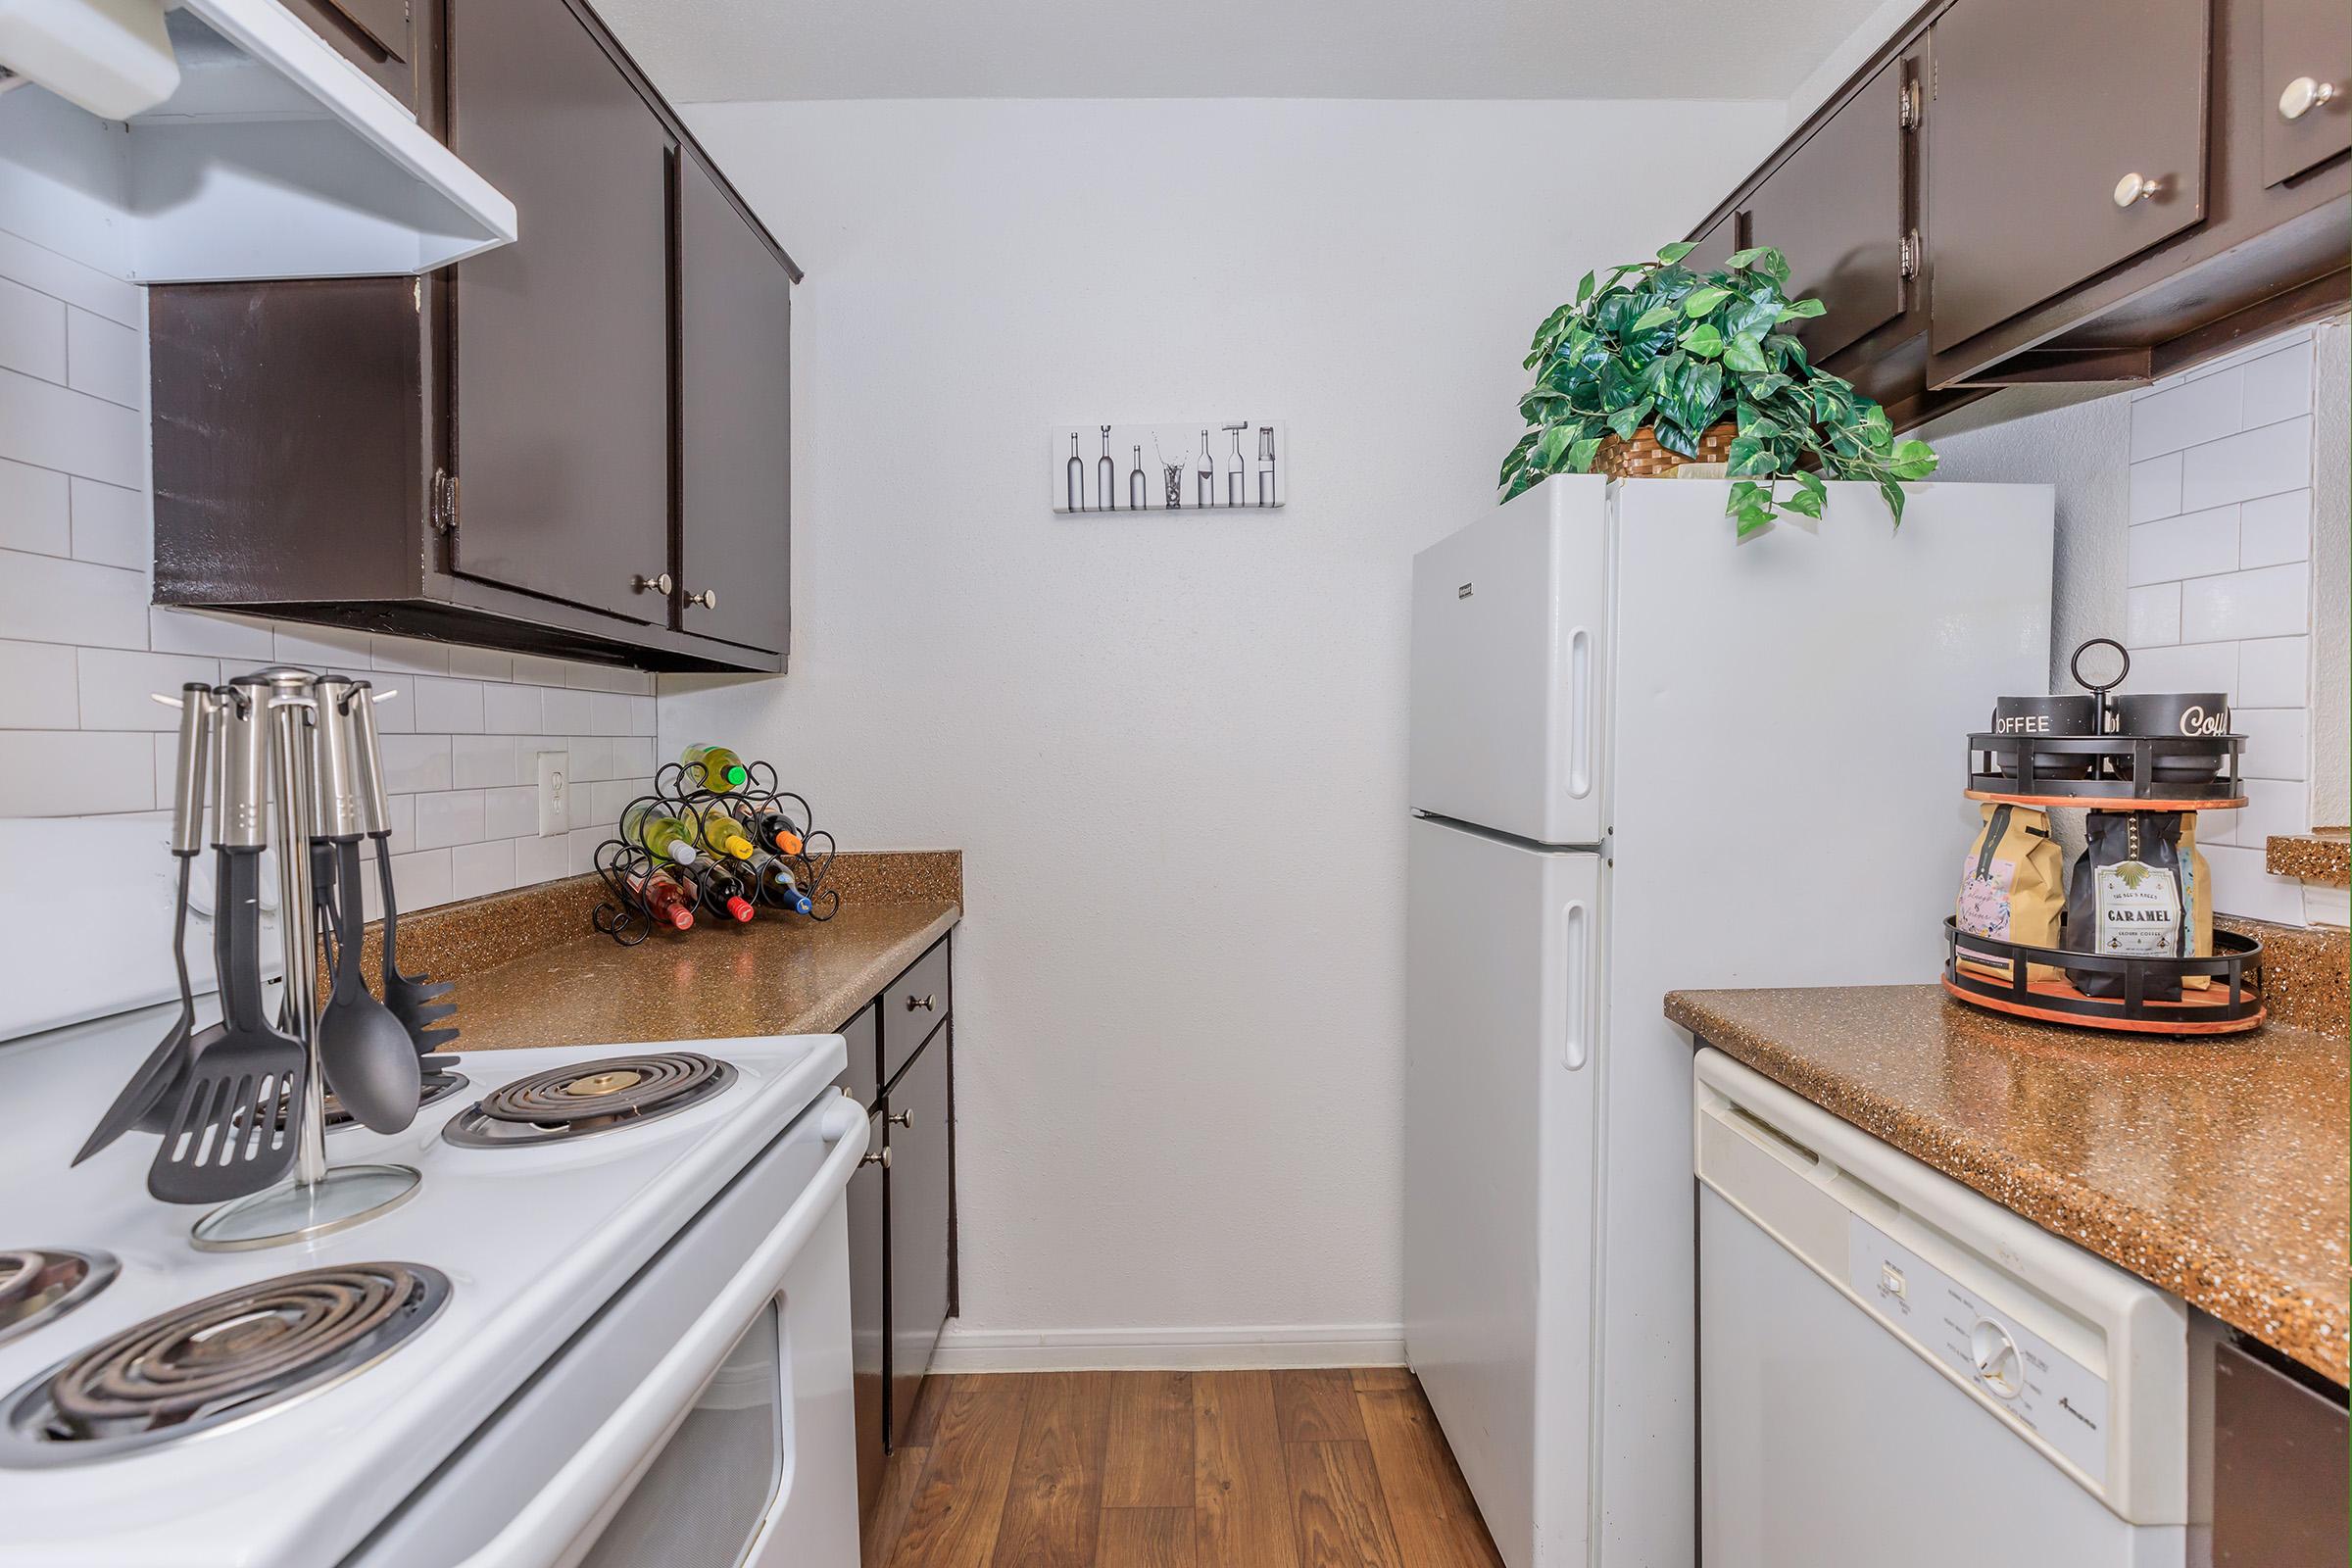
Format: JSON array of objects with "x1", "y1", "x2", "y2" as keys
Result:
[
  {"x1": 835, "y1": 1000, "x2": 881, "y2": 1111},
  {"x1": 881, "y1": 935, "x2": 951, "y2": 1087}
]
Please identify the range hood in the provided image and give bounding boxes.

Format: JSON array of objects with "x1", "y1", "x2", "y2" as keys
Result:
[{"x1": 0, "y1": 0, "x2": 515, "y2": 283}]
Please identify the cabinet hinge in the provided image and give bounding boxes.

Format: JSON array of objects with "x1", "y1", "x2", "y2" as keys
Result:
[
  {"x1": 1898, "y1": 78, "x2": 1921, "y2": 129},
  {"x1": 430, "y1": 468, "x2": 459, "y2": 534},
  {"x1": 1898, "y1": 229, "x2": 1922, "y2": 279}
]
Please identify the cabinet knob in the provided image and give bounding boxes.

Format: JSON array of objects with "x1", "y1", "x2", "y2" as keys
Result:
[
  {"x1": 860, "y1": 1147, "x2": 891, "y2": 1169},
  {"x1": 889, "y1": 1107, "x2": 913, "y2": 1128},
  {"x1": 631, "y1": 571, "x2": 673, "y2": 595},
  {"x1": 2279, "y1": 76, "x2": 2338, "y2": 121},
  {"x1": 2111, "y1": 172, "x2": 2162, "y2": 208},
  {"x1": 683, "y1": 588, "x2": 717, "y2": 610},
  {"x1": 905, "y1": 993, "x2": 937, "y2": 1012}
]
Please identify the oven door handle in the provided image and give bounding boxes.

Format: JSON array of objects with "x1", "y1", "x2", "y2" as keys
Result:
[{"x1": 452, "y1": 1094, "x2": 870, "y2": 1568}]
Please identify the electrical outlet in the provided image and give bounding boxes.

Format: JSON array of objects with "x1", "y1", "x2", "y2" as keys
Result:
[{"x1": 536, "y1": 750, "x2": 570, "y2": 837}]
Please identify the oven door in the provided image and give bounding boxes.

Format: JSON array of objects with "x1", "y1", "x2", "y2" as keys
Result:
[{"x1": 342, "y1": 1095, "x2": 867, "y2": 1568}]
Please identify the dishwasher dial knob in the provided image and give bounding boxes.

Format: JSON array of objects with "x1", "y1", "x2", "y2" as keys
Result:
[{"x1": 1970, "y1": 1318, "x2": 2023, "y2": 1398}]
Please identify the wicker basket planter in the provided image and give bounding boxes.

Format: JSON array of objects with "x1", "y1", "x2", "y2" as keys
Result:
[{"x1": 1592, "y1": 421, "x2": 1737, "y2": 479}]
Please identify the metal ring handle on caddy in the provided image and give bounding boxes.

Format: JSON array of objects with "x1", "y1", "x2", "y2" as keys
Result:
[{"x1": 592, "y1": 757, "x2": 842, "y2": 945}]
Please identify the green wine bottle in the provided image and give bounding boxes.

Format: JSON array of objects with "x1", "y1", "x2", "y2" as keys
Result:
[
  {"x1": 681, "y1": 743, "x2": 749, "y2": 792},
  {"x1": 620, "y1": 802, "x2": 701, "y2": 865}
]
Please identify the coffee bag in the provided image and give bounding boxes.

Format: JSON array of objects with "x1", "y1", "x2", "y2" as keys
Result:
[
  {"x1": 1955, "y1": 803, "x2": 2064, "y2": 982},
  {"x1": 2065, "y1": 811, "x2": 2185, "y2": 1000}
]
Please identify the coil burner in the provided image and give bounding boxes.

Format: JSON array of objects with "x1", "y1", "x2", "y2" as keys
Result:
[
  {"x1": 440, "y1": 1052, "x2": 736, "y2": 1149},
  {"x1": 0, "y1": 1262, "x2": 450, "y2": 1465},
  {"x1": 0, "y1": 1251, "x2": 120, "y2": 1350}
]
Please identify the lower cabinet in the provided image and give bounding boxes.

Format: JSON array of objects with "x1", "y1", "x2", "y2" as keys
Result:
[{"x1": 830, "y1": 931, "x2": 956, "y2": 1542}]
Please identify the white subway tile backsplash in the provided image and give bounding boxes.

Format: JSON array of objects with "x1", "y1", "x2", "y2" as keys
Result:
[
  {"x1": 566, "y1": 825, "x2": 604, "y2": 876},
  {"x1": 0, "y1": 230, "x2": 140, "y2": 326},
  {"x1": 365, "y1": 676, "x2": 416, "y2": 734},
  {"x1": 2117, "y1": 640, "x2": 2237, "y2": 698},
  {"x1": 2238, "y1": 338, "x2": 2314, "y2": 428},
  {"x1": 0, "y1": 549, "x2": 150, "y2": 649},
  {"x1": 64, "y1": 309, "x2": 142, "y2": 409},
  {"x1": 2235, "y1": 489, "x2": 2311, "y2": 568},
  {"x1": 569, "y1": 735, "x2": 614, "y2": 784},
  {"x1": 148, "y1": 607, "x2": 274, "y2": 660},
  {"x1": 0, "y1": 274, "x2": 66, "y2": 382},
  {"x1": 413, "y1": 677, "x2": 485, "y2": 733},
  {"x1": 2126, "y1": 583, "x2": 2180, "y2": 646},
  {"x1": 2130, "y1": 367, "x2": 2241, "y2": 461},
  {"x1": 68, "y1": 476, "x2": 144, "y2": 568},
  {"x1": 2233, "y1": 707, "x2": 2307, "y2": 782},
  {"x1": 274, "y1": 623, "x2": 371, "y2": 667},
  {"x1": 2180, "y1": 561, "x2": 2309, "y2": 642},
  {"x1": 449, "y1": 838, "x2": 515, "y2": 902},
  {"x1": 2203, "y1": 842, "x2": 2304, "y2": 923},
  {"x1": 369, "y1": 635, "x2": 450, "y2": 676},
  {"x1": 541, "y1": 687, "x2": 595, "y2": 734},
  {"x1": 413, "y1": 789, "x2": 485, "y2": 851},
  {"x1": 76, "y1": 648, "x2": 217, "y2": 731},
  {"x1": 510, "y1": 653, "x2": 568, "y2": 688},
  {"x1": 0, "y1": 457, "x2": 69, "y2": 555},
  {"x1": 2127, "y1": 452, "x2": 2182, "y2": 523},
  {"x1": 513, "y1": 832, "x2": 569, "y2": 886},
  {"x1": 590, "y1": 692, "x2": 632, "y2": 735},
  {"x1": 2179, "y1": 415, "x2": 2311, "y2": 511},
  {"x1": 378, "y1": 733, "x2": 452, "y2": 794},
  {"x1": 449, "y1": 646, "x2": 511, "y2": 682},
  {"x1": 481, "y1": 682, "x2": 542, "y2": 735},
  {"x1": 2127, "y1": 504, "x2": 2236, "y2": 585},
  {"x1": 612, "y1": 736, "x2": 655, "y2": 777},
  {"x1": 482, "y1": 784, "x2": 535, "y2": 841},
  {"x1": 388, "y1": 849, "x2": 453, "y2": 913},
  {"x1": 628, "y1": 695, "x2": 657, "y2": 736},
  {"x1": 0, "y1": 729, "x2": 154, "y2": 815},
  {"x1": 2234, "y1": 777, "x2": 2310, "y2": 847},
  {"x1": 0, "y1": 365, "x2": 142, "y2": 486},
  {"x1": 2237, "y1": 636, "x2": 2309, "y2": 709},
  {"x1": 451, "y1": 732, "x2": 517, "y2": 789},
  {"x1": 0, "y1": 640, "x2": 78, "y2": 727}
]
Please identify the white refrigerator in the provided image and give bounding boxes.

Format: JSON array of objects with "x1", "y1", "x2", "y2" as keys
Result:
[{"x1": 1403, "y1": 474, "x2": 2055, "y2": 1568}]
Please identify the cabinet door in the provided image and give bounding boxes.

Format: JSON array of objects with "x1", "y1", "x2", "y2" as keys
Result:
[
  {"x1": 1747, "y1": 60, "x2": 1909, "y2": 366},
  {"x1": 847, "y1": 1104, "x2": 887, "y2": 1523},
  {"x1": 449, "y1": 0, "x2": 673, "y2": 624},
  {"x1": 677, "y1": 155, "x2": 793, "y2": 654},
  {"x1": 884, "y1": 1034, "x2": 952, "y2": 1447},
  {"x1": 1928, "y1": 0, "x2": 2209, "y2": 353},
  {"x1": 2262, "y1": 0, "x2": 2352, "y2": 185}
]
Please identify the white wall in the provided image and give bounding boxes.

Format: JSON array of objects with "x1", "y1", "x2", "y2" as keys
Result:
[
  {"x1": 0, "y1": 219, "x2": 658, "y2": 913},
  {"x1": 665, "y1": 96, "x2": 1780, "y2": 1359}
]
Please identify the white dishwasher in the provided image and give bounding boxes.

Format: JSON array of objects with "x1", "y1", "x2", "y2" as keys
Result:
[{"x1": 1693, "y1": 1049, "x2": 2203, "y2": 1568}]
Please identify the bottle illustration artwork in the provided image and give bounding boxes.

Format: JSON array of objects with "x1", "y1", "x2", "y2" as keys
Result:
[
  {"x1": 620, "y1": 802, "x2": 701, "y2": 866},
  {"x1": 1257, "y1": 426, "x2": 1278, "y2": 506},
  {"x1": 1162, "y1": 461, "x2": 1186, "y2": 510},
  {"x1": 1129, "y1": 445, "x2": 1147, "y2": 511},
  {"x1": 1223, "y1": 424, "x2": 1248, "y2": 507},
  {"x1": 1197, "y1": 429, "x2": 1215, "y2": 509},
  {"x1": 1066, "y1": 432, "x2": 1085, "y2": 513},
  {"x1": 1098, "y1": 425, "x2": 1117, "y2": 512}
]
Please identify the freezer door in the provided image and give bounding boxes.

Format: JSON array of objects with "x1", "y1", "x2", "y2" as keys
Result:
[
  {"x1": 1409, "y1": 476, "x2": 1609, "y2": 846},
  {"x1": 1404, "y1": 816, "x2": 1600, "y2": 1568}
]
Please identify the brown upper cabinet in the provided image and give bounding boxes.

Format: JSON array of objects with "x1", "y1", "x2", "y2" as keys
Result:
[
  {"x1": 1747, "y1": 56, "x2": 1915, "y2": 366},
  {"x1": 2263, "y1": 0, "x2": 2352, "y2": 184},
  {"x1": 1679, "y1": 0, "x2": 2348, "y2": 427},
  {"x1": 148, "y1": 0, "x2": 803, "y2": 674},
  {"x1": 280, "y1": 0, "x2": 418, "y2": 110},
  {"x1": 1927, "y1": 0, "x2": 2211, "y2": 356}
]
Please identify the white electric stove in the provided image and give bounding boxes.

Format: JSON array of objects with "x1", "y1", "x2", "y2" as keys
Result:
[{"x1": 0, "y1": 819, "x2": 865, "y2": 1568}]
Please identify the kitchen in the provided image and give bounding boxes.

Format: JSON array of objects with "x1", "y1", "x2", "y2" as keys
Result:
[{"x1": 0, "y1": 0, "x2": 2343, "y2": 1564}]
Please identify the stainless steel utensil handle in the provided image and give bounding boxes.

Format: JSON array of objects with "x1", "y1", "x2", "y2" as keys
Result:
[
  {"x1": 219, "y1": 679, "x2": 273, "y2": 849},
  {"x1": 170, "y1": 683, "x2": 214, "y2": 856},
  {"x1": 267, "y1": 691, "x2": 329, "y2": 1190},
  {"x1": 312, "y1": 675, "x2": 364, "y2": 840},
  {"x1": 349, "y1": 678, "x2": 393, "y2": 838}
]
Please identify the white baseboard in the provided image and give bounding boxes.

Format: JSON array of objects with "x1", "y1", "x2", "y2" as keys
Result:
[{"x1": 928, "y1": 1322, "x2": 1408, "y2": 1373}]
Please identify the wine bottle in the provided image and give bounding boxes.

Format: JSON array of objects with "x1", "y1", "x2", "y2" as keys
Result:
[
  {"x1": 1098, "y1": 425, "x2": 1117, "y2": 512},
  {"x1": 689, "y1": 804, "x2": 757, "y2": 860},
  {"x1": 620, "y1": 802, "x2": 701, "y2": 865},
  {"x1": 730, "y1": 802, "x2": 805, "y2": 856},
  {"x1": 744, "y1": 848, "x2": 813, "y2": 914},
  {"x1": 1196, "y1": 429, "x2": 1215, "y2": 508},
  {"x1": 1223, "y1": 423, "x2": 1246, "y2": 507},
  {"x1": 1128, "y1": 445, "x2": 1146, "y2": 511},
  {"x1": 1066, "y1": 432, "x2": 1085, "y2": 512},
  {"x1": 625, "y1": 868, "x2": 696, "y2": 930},
  {"x1": 1256, "y1": 425, "x2": 1277, "y2": 506},
  {"x1": 680, "y1": 743, "x2": 749, "y2": 791},
  {"x1": 684, "y1": 858, "x2": 756, "y2": 923}
]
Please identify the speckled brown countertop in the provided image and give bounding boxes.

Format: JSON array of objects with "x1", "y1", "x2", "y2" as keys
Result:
[
  {"x1": 441, "y1": 899, "x2": 958, "y2": 1053},
  {"x1": 1665, "y1": 985, "x2": 2349, "y2": 1385},
  {"x1": 2268, "y1": 829, "x2": 2350, "y2": 886}
]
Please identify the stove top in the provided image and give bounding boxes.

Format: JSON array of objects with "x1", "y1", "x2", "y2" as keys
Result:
[
  {"x1": 237, "y1": 1066, "x2": 471, "y2": 1139},
  {"x1": 0, "y1": 1250, "x2": 119, "y2": 1349},
  {"x1": 0, "y1": 1002, "x2": 846, "y2": 1568},
  {"x1": 443, "y1": 1051, "x2": 735, "y2": 1148},
  {"x1": 0, "y1": 1262, "x2": 449, "y2": 1466}
]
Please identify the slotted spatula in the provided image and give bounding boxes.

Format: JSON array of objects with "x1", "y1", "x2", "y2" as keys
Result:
[{"x1": 349, "y1": 685, "x2": 457, "y2": 1054}]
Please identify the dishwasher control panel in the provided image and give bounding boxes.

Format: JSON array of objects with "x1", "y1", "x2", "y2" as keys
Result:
[{"x1": 1848, "y1": 1216, "x2": 2112, "y2": 1491}]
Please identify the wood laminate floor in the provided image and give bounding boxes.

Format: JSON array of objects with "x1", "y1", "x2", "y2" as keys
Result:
[{"x1": 869, "y1": 1368, "x2": 1507, "y2": 1568}]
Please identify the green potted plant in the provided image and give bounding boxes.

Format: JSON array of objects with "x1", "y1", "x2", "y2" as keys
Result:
[{"x1": 1499, "y1": 242, "x2": 1938, "y2": 536}]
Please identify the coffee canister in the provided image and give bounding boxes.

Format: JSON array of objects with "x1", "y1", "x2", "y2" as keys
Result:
[
  {"x1": 1989, "y1": 695, "x2": 2098, "y2": 780},
  {"x1": 2109, "y1": 691, "x2": 2230, "y2": 781}
]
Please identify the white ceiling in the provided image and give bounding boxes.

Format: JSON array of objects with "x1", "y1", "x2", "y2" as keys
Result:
[{"x1": 591, "y1": 0, "x2": 1890, "y2": 105}]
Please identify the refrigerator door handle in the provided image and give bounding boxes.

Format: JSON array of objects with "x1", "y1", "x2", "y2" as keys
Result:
[
  {"x1": 1563, "y1": 898, "x2": 1591, "y2": 1071},
  {"x1": 1566, "y1": 626, "x2": 1594, "y2": 801}
]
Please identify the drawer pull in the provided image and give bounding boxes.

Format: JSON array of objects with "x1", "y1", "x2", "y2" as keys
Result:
[
  {"x1": 2111, "y1": 172, "x2": 2162, "y2": 208},
  {"x1": 860, "y1": 1148, "x2": 891, "y2": 1169},
  {"x1": 2280, "y1": 76, "x2": 2338, "y2": 121},
  {"x1": 889, "y1": 1107, "x2": 913, "y2": 1128},
  {"x1": 630, "y1": 571, "x2": 673, "y2": 595},
  {"x1": 905, "y1": 993, "x2": 937, "y2": 1013},
  {"x1": 683, "y1": 588, "x2": 717, "y2": 610}
]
